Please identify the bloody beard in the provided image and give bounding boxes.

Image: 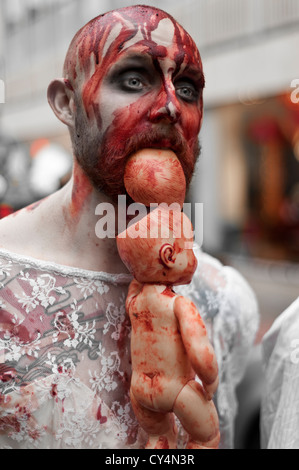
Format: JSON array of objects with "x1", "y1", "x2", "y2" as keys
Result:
[
  {"x1": 72, "y1": 103, "x2": 201, "y2": 201},
  {"x1": 66, "y1": 5, "x2": 203, "y2": 201}
]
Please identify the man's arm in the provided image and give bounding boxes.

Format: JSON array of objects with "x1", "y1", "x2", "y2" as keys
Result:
[{"x1": 174, "y1": 295, "x2": 218, "y2": 399}]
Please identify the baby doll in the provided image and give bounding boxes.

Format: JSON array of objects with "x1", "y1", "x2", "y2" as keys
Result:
[{"x1": 116, "y1": 207, "x2": 220, "y2": 449}]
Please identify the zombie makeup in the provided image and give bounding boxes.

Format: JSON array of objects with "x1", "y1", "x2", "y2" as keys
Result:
[{"x1": 63, "y1": 5, "x2": 204, "y2": 199}]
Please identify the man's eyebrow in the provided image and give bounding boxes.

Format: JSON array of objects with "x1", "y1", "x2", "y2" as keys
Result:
[
  {"x1": 110, "y1": 53, "x2": 153, "y2": 71},
  {"x1": 176, "y1": 65, "x2": 205, "y2": 88}
]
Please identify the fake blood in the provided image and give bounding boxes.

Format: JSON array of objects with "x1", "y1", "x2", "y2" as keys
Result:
[
  {"x1": 155, "y1": 436, "x2": 169, "y2": 449},
  {"x1": 70, "y1": 164, "x2": 93, "y2": 217},
  {"x1": 162, "y1": 286, "x2": 176, "y2": 297},
  {"x1": 62, "y1": 6, "x2": 204, "y2": 201},
  {"x1": 96, "y1": 404, "x2": 108, "y2": 424}
]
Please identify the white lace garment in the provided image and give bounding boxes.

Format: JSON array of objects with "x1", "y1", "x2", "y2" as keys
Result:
[
  {"x1": 0, "y1": 245, "x2": 259, "y2": 449},
  {"x1": 261, "y1": 297, "x2": 299, "y2": 449}
]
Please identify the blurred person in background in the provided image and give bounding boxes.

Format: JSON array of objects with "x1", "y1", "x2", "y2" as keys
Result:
[
  {"x1": 0, "y1": 135, "x2": 32, "y2": 217},
  {"x1": 0, "y1": 5, "x2": 258, "y2": 449},
  {"x1": 29, "y1": 138, "x2": 72, "y2": 199},
  {"x1": 261, "y1": 296, "x2": 299, "y2": 448}
]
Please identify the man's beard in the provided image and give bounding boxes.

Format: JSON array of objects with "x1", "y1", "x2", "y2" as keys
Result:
[{"x1": 72, "y1": 110, "x2": 201, "y2": 202}]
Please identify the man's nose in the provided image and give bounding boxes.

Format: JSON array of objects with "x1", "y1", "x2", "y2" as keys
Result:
[{"x1": 149, "y1": 82, "x2": 181, "y2": 124}]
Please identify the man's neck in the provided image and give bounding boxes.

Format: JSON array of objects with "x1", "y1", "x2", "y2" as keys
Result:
[
  {"x1": 60, "y1": 164, "x2": 129, "y2": 273},
  {"x1": 0, "y1": 163, "x2": 130, "y2": 274}
]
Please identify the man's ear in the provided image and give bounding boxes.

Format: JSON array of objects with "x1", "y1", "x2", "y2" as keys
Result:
[
  {"x1": 160, "y1": 243, "x2": 176, "y2": 268},
  {"x1": 47, "y1": 78, "x2": 75, "y2": 128}
]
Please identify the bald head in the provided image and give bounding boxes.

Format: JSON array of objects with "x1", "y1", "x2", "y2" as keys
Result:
[
  {"x1": 48, "y1": 5, "x2": 204, "y2": 200},
  {"x1": 63, "y1": 4, "x2": 202, "y2": 96}
]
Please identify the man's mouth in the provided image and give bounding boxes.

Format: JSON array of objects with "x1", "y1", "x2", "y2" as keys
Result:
[{"x1": 148, "y1": 140, "x2": 176, "y2": 152}]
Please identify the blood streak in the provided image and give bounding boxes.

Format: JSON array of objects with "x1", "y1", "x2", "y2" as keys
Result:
[
  {"x1": 51, "y1": 383, "x2": 58, "y2": 398},
  {"x1": 96, "y1": 404, "x2": 108, "y2": 424},
  {"x1": 70, "y1": 164, "x2": 93, "y2": 217},
  {"x1": 25, "y1": 198, "x2": 47, "y2": 212},
  {"x1": 162, "y1": 286, "x2": 176, "y2": 297},
  {"x1": 64, "y1": 6, "x2": 203, "y2": 126},
  {"x1": 134, "y1": 309, "x2": 153, "y2": 332},
  {"x1": 155, "y1": 436, "x2": 169, "y2": 449}
]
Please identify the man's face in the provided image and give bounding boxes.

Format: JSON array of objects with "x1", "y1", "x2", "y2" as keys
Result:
[{"x1": 68, "y1": 8, "x2": 204, "y2": 200}]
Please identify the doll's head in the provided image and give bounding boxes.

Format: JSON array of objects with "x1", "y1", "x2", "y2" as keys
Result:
[{"x1": 116, "y1": 206, "x2": 197, "y2": 285}]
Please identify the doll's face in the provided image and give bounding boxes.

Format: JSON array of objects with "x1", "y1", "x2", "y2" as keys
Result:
[
  {"x1": 64, "y1": 6, "x2": 204, "y2": 198},
  {"x1": 116, "y1": 209, "x2": 197, "y2": 285},
  {"x1": 159, "y1": 240, "x2": 198, "y2": 285}
]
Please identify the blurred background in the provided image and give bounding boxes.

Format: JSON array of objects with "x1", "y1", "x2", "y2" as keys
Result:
[{"x1": 0, "y1": 0, "x2": 298, "y2": 448}]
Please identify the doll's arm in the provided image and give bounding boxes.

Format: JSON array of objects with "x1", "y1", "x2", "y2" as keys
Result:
[
  {"x1": 174, "y1": 295, "x2": 218, "y2": 399},
  {"x1": 126, "y1": 278, "x2": 143, "y2": 312}
]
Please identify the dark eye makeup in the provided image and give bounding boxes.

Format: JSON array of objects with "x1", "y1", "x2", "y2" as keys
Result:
[
  {"x1": 107, "y1": 54, "x2": 202, "y2": 102},
  {"x1": 174, "y1": 79, "x2": 200, "y2": 103}
]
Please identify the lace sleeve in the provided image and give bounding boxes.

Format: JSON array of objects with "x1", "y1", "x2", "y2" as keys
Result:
[
  {"x1": 175, "y1": 247, "x2": 259, "y2": 448},
  {"x1": 261, "y1": 297, "x2": 299, "y2": 449},
  {"x1": 216, "y1": 266, "x2": 260, "y2": 387}
]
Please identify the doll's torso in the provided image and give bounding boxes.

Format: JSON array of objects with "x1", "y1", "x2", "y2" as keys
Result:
[{"x1": 128, "y1": 284, "x2": 195, "y2": 411}]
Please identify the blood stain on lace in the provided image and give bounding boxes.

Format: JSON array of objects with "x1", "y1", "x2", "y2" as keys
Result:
[
  {"x1": 0, "y1": 415, "x2": 21, "y2": 433},
  {"x1": 0, "y1": 367, "x2": 16, "y2": 383},
  {"x1": 51, "y1": 383, "x2": 58, "y2": 398},
  {"x1": 96, "y1": 404, "x2": 108, "y2": 424},
  {"x1": 117, "y1": 317, "x2": 130, "y2": 353}
]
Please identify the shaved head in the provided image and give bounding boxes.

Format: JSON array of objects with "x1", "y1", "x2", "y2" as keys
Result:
[
  {"x1": 63, "y1": 5, "x2": 202, "y2": 98},
  {"x1": 51, "y1": 5, "x2": 204, "y2": 200}
]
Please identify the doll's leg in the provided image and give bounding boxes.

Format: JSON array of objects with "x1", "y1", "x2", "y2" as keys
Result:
[
  {"x1": 173, "y1": 380, "x2": 220, "y2": 449},
  {"x1": 130, "y1": 389, "x2": 178, "y2": 449}
]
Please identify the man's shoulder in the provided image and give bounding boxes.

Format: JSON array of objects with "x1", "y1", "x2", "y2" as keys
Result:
[
  {"x1": 0, "y1": 209, "x2": 25, "y2": 249},
  {"x1": 0, "y1": 200, "x2": 45, "y2": 252}
]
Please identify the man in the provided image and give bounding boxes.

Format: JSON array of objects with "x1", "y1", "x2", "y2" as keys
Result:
[
  {"x1": 261, "y1": 297, "x2": 299, "y2": 448},
  {"x1": 0, "y1": 5, "x2": 258, "y2": 449}
]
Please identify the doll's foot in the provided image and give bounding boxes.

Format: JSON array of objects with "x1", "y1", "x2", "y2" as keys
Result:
[
  {"x1": 145, "y1": 421, "x2": 178, "y2": 450},
  {"x1": 185, "y1": 431, "x2": 220, "y2": 449},
  {"x1": 146, "y1": 433, "x2": 178, "y2": 449}
]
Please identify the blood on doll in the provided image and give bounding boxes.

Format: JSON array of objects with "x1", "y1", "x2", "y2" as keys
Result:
[
  {"x1": 116, "y1": 205, "x2": 220, "y2": 449},
  {"x1": 124, "y1": 149, "x2": 186, "y2": 208}
]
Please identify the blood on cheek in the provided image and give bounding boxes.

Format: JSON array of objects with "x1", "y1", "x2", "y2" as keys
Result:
[{"x1": 104, "y1": 94, "x2": 153, "y2": 147}]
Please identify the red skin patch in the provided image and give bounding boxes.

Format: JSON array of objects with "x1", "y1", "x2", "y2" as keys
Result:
[{"x1": 70, "y1": 163, "x2": 93, "y2": 217}]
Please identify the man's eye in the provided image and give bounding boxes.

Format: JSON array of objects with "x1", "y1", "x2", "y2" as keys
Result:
[
  {"x1": 120, "y1": 74, "x2": 145, "y2": 92},
  {"x1": 175, "y1": 82, "x2": 198, "y2": 102}
]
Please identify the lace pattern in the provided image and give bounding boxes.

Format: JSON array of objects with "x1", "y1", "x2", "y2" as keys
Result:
[{"x1": 0, "y1": 246, "x2": 259, "y2": 449}]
